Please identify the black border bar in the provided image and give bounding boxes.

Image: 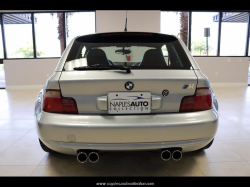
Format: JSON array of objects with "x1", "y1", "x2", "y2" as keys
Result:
[
  {"x1": 0, "y1": 13, "x2": 7, "y2": 60},
  {"x1": 31, "y1": 13, "x2": 37, "y2": 58},
  {"x1": 217, "y1": 12, "x2": 222, "y2": 56},
  {"x1": 245, "y1": 12, "x2": 250, "y2": 56}
]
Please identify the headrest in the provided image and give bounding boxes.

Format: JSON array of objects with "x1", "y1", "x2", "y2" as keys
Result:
[
  {"x1": 87, "y1": 49, "x2": 108, "y2": 66},
  {"x1": 140, "y1": 49, "x2": 166, "y2": 67}
]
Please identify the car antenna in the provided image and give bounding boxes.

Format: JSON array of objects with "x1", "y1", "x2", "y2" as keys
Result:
[
  {"x1": 124, "y1": 10, "x2": 128, "y2": 32},
  {"x1": 122, "y1": 10, "x2": 128, "y2": 58}
]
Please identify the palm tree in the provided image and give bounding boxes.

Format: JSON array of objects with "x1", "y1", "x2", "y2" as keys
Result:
[
  {"x1": 51, "y1": 13, "x2": 73, "y2": 55},
  {"x1": 179, "y1": 12, "x2": 188, "y2": 46}
]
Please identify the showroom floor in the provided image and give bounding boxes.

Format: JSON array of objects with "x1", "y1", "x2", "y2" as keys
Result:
[{"x1": 0, "y1": 87, "x2": 250, "y2": 176}]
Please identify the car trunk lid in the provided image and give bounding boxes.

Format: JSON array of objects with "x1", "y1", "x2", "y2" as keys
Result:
[{"x1": 59, "y1": 69, "x2": 197, "y2": 114}]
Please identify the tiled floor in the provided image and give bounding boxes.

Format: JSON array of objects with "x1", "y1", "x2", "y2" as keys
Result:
[{"x1": 0, "y1": 87, "x2": 250, "y2": 176}]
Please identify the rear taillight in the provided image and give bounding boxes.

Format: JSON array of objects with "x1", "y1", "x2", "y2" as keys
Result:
[
  {"x1": 180, "y1": 87, "x2": 212, "y2": 112},
  {"x1": 42, "y1": 90, "x2": 78, "y2": 114}
]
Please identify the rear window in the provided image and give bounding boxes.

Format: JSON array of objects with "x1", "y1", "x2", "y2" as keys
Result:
[{"x1": 64, "y1": 32, "x2": 192, "y2": 71}]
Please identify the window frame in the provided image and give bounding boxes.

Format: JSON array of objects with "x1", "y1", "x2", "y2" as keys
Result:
[
  {"x1": 0, "y1": 10, "x2": 250, "y2": 63},
  {"x1": 0, "y1": 10, "x2": 96, "y2": 62},
  {"x1": 160, "y1": 10, "x2": 250, "y2": 57},
  {"x1": 190, "y1": 11, "x2": 220, "y2": 56}
]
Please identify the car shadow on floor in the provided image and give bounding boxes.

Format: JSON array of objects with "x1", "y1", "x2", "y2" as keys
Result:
[{"x1": 37, "y1": 150, "x2": 204, "y2": 176}]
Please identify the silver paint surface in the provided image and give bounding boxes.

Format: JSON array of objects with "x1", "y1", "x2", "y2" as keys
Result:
[
  {"x1": 35, "y1": 32, "x2": 219, "y2": 154},
  {"x1": 36, "y1": 109, "x2": 218, "y2": 144},
  {"x1": 41, "y1": 137, "x2": 213, "y2": 155},
  {"x1": 59, "y1": 70, "x2": 197, "y2": 114}
]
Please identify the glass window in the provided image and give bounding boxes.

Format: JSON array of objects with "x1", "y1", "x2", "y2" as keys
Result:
[
  {"x1": 161, "y1": 45, "x2": 168, "y2": 56},
  {"x1": 248, "y1": 29, "x2": 250, "y2": 56},
  {"x1": 248, "y1": 60, "x2": 250, "y2": 85},
  {"x1": 0, "y1": 64, "x2": 5, "y2": 88},
  {"x1": 191, "y1": 12, "x2": 218, "y2": 56},
  {"x1": 66, "y1": 12, "x2": 95, "y2": 46},
  {"x1": 34, "y1": 13, "x2": 61, "y2": 57},
  {"x1": 161, "y1": 11, "x2": 189, "y2": 46},
  {"x1": 3, "y1": 14, "x2": 34, "y2": 58},
  {"x1": 0, "y1": 26, "x2": 4, "y2": 58},
  {"x1": 81, "y1": 46, "x2": 86, "y2": 57},
  {"x1": 64, "y1": 33, "x2": 191, "y2": 71},
  {"x1": 220, "y1": 12, "x2": 248, "y2": 56}
]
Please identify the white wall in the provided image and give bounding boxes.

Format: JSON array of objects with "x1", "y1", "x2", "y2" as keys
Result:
[
  {"x1": 96, "y1": 10, "x2": 160, "y2": 33},
  {"x1": 4, "y1": 59, "x2": 59, "y2": 89},
  {"x1": 194, "y1": 57, "x2": 249, "y2": 87}
]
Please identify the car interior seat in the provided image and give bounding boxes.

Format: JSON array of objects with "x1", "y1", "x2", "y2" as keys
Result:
[
  {"x1": 139, "y1": 49, "x2": 167, "y2": 67},
  {"x1": 86, "y1": 49, "x2": 110, "y2": 66}
]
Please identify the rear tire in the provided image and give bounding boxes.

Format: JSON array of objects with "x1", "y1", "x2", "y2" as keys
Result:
[
  {"x1": 198, "y1": 139, "x2": 214, "y2": 151},
  {"x1": 39, "y1": 139, "x2": 57, "y2": 154}
]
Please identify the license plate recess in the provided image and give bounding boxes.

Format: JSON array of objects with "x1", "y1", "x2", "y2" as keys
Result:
[{"x1": 108, "y1": 92, "x2": 151, "y2": 114}]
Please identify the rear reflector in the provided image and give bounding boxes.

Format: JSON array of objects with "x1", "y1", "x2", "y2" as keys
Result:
[
  {"x1": 42, "y1": 90, "x2": 78, "y2": 114},
  {"x1": 180, "y1": 87, "x2": 212, "y2": 112}
]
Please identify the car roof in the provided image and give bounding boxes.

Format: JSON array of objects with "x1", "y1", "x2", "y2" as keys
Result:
[
  {"x1": 76, "y1": 31, "x2": 177, "y2": 37},
  {"x1": 74, "y1": 31, "x2": 178, "y2": 43}
]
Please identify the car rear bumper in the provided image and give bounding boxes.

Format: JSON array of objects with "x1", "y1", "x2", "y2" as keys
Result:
[
  {"x1": 35, "y1": 109, "x2": 218, "y2": 155},
  {"x1": 40, "y1": 137, "x2": 214, "y2": 155}
]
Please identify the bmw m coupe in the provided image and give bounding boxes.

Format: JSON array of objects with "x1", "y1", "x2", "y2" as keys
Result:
[{"x1": 35, "y1": 32, "x2": 219, "y2": 163}]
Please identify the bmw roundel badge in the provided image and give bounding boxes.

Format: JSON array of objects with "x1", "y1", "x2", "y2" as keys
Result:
[{"x1": 125, "y1": 81, "x2": 134, "y2": 90}]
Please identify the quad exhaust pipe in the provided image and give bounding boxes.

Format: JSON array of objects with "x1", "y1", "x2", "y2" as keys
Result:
[
  {"x1": 77, "y1": 152, "x2": 88, "y2": 163},
  {"x1": 161, "y1": 149, "x2": 182, "y2": 161},
  {"x1": 77, "y1": 150, "x2": 99, "y2": 163},
  {"x1": 78, "y1": 149, "x2": 181, "y2": 163},
  {"x1": 88, "y1": 152, "x2": 99, "y2": 163},
  {"x1": 172, "y1": 150, "x2": 182, "y2": 161},
  {"x1": 161, "y1": 150, "x2": 171, "y2": 161}
]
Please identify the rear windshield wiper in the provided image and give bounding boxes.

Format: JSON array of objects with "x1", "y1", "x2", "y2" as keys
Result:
[{"x1": 73, "y1": 64, "x2": 131, "y2": 73}]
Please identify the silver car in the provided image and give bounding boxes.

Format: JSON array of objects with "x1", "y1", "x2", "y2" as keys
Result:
[{"x1": 34, "y1": 32, "x2": 219, "y2": 163}]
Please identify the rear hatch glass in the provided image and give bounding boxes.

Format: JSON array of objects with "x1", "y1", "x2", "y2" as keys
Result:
[{"x1": 64, "y1": 32, "x2": 192, "y2": 71}]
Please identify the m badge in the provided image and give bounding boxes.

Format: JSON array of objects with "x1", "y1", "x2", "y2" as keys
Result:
[{"x1": 183, "y1": 84, "x2": 194, "y2": 89}]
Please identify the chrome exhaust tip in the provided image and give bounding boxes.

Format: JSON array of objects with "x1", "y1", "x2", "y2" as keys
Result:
[
  {"x1": 88, "y1": 152, "x2": 99, "y2": 163},
  {"x1": 161, "y1": 150, "x2": 171, "y2": 161},
  {"x1": 172, "y1": 150, "x2": 182, "y2": 161},
  {"x1": 77, "y1": 152, "x2": 88, "y2": 163}
]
